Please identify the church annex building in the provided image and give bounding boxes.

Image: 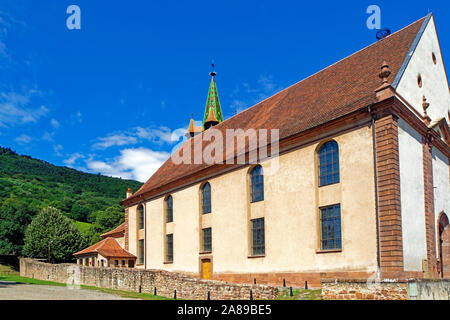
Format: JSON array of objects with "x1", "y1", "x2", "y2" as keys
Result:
[{"x1": 118, "y1": 14, "x2": 449, "y2": 287}]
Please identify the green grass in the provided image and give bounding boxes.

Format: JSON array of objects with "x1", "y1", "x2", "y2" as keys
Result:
[
  {"x1": 73, "y1": 220, "x2": 93, "y2": 237},
  {"x1": 0, "y1": 264, "x2": 19, "y2": 275},
  {"x1": 79, "y1": 285, "x2": 172, "y2": 300},
  {"x1": 0, "y1": 274, "x2": 67, "y2": 287},
  {"x1": 276, "y1": 287, "x2": 322, "y2": 300},
  {"x1": 0, "y1": 264, "x2": 171, "y2": 300}
]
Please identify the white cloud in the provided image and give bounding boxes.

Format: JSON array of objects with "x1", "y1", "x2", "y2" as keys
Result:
[
  {"x1": 53, "y1": 144, "x2": 63, "y2": 156},
  {"x1": 229, "y1": 75, "x2": 283, "y2": 116},
  {"x1": 92, "y1": 133, "x2": 138, "y2": 150},
  {"x1": 63, "y1": 153, "x2": 85, "y2": 167},
  {"x1": 50, "y1": 118, "x2": 60, "y2": 129},
  {"x1": 92, "y1": 126, "x2": 183, "y2": 150},
  {"x1": 135, "y1": 126, "x2": 179, "y2": 144},
  {"x1": 0, "y1": 91, "x2": 49, "y2": 127},
  {"x1": 42, "y1": 131, "x2": 54, "y2": 142},
  {"x1": 15, "y1": 134, "x2": 32, "y2": 144},
  {"x1": 71, "y1": 111, "x2": 82, "y2": 124},
  {"x1": 86, "y1": 147, "x2": 170, "y2": 182},
  {"x1": 0, "y1": 11, "x2": 11, "y2": 59}
]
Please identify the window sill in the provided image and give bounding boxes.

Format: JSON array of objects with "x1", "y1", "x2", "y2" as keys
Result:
[
  {"x1": 250, "y1": 199, "x2": 264, "y2": 204},
  {"x1": 163, "y1": 261, "x2": 173, "y2": 264},
  {"x1": 202, "y1": 212, "x2": 211, "y2": 215},
  {"x1": 318, "y1": 181, "x2": 340, "y2": 188},
  {"x1": 136, "y1": 263, "x2": 144, "y2": 266},
  {"x1": 199, "y1": 251, "x2": 212, "y2": 255},
  {"x1": 247, "y1": 254, "x2": 266, "y2": 259},
  {"x1": 316, "y1": 249, "x2": 342, "y2": 254}
]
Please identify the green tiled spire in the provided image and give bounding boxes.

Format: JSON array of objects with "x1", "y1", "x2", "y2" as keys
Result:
[{"x1": 202, "y1": 65, "x2": 223, "y2": 130}]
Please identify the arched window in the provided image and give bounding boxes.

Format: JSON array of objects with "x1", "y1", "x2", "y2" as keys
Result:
[
  {"x1": 250, "y1": 165, "x2": 264, "y2": 202},
  {"x1": 138, "y1": 205, "x2": 144, "y2": 229},
  {"x1": 318, "y1": 141, "x2": 340, "y2": 186},
  {"x1": 165, "y1": 195, "x2": 173, "y2": 223},
  {"x1": 202, "y1": 182, "x2": 211, "y2": 214}
]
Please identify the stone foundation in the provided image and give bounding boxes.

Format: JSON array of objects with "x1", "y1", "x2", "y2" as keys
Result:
[
  {"x1": 20, "y1": 258, "x2": 278, "y2": 300},
  {"x1": 322, "y1": 278, "x2": 450, "y2": 300}
]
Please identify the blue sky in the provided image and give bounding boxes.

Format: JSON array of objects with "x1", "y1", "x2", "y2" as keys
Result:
[{"x1": 0, "y1": 0, "x2": 449, "y2": 182}]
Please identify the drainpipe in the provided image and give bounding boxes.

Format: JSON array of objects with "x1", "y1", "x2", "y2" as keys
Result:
[{"x1": 369, "y1": 105, "x2": 381, "y2": 270}]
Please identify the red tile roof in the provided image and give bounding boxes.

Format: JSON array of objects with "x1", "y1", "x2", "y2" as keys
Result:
[
  {"x1": 74, "y1": 237, "x2": 136, "y2": 259},
  {"x1": 126, "y1": 16, "x2": 426, "y2": 205},
  {"x1": 100, "y1": 222, "x2": 125, "y2": 239}
]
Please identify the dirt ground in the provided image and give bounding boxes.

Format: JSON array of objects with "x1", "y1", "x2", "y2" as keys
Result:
[{"x1": 0, "y1": 281, "x2": 138, "y2": 300}]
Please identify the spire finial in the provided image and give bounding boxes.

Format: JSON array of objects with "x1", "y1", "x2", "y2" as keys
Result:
[
  {"x1": 422, "y1": 95, "x2": 430, "y2": 115},
  {"x1": 422, "y1": 95, "x2": 432, "y2": 125},
  {"x1": 210, "y1": 60, "x2": 216, "y2": 77},
  {"x1": 191, "y1": 112, "x2": 194, "y2": 119},
  {"x1": 379, "y1": 61, "x2": 391, "y2": 84}
]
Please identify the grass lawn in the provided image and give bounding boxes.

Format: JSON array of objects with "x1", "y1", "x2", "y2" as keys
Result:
[
  {"x1": 0, "y1": 264, "x2": 171, "y2": 300},
  {"x1": 276, "y1": 287, "x2": 322, "y2": 300}
]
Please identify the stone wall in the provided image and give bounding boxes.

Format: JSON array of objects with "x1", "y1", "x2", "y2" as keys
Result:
[
  {"x1": 322, "y1": 278, "x2": 450, "y2": 300},
  {"x1": 410, "y1": 279, "x2": 450, "y2": 300},
  {"x1": 322, "y1": 279, "x2": 409, "y2": 300},
  {"x1": 20, "y1": 259, "x2": 278, "y2": 300}
]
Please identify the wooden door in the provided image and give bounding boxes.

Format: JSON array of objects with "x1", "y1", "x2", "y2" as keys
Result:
[{"x1": 202, "y1": 260, "x2": 211, "y2": 279}]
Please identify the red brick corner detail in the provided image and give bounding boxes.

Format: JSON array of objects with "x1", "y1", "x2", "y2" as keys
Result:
[
  {"x1": 374, "y1": 114, "x2": 404, "y2": 274},
  {"x1": 124, "y1": 208, "x2": 129, "y2": 251},
  {"x1": 422, "y1": 136, "x2": 438, "y2": 277}
]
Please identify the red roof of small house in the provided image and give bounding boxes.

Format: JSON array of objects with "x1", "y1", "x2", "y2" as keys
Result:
[
  {"x1": 100, "y1": 222, "x2": 125, "y2": 239},
  {"x1": 74, "y1": 237, "x2": 136, "y2": 259},
  {"x1": 124, "y1": 15, "x2": 428, "y2": 206}
]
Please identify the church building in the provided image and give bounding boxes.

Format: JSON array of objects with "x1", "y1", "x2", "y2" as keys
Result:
[{"x1": 121, "y1": 14, "x2": 450, "y2": 287}]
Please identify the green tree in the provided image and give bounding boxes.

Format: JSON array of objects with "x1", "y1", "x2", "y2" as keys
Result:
[
  {"x1": 0, "y1": 198, "x2": 38, "y2": 255},
  {"x1": 94, "y1": 204, "x2": 124, "y2": 231},
  {"x1": 22, "y1": 207, "x2": 86, "y2": 262}
]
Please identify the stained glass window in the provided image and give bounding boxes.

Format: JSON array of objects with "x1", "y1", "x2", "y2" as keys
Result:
[
  {"x1": 320, "y1": 204, "x2": 342, "y2": 250},
  {"x1": 166, "y1": 195, "x2": 173, "y2": 223},
  {"x1": 250, "y1": 165, "x2": 264, "y2": 202},
  {"x1": 251, "y1": 218, "x2": 265, "y2": 255},
  {"x1": 202, "y1": 183, "x2": 211, "y2": 214},
  {"x1": 319, "y1": 141, "x2": 340, "y2": 186}
]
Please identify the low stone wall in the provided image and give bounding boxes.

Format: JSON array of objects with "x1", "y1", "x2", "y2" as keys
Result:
[
  {"x1": 20, "y1": 259, "x2": 278, "y2": 300},
  {"x1": 410, "y1": 279, "x2": 450, "y2": 300},
  {"x1": 321, "y1": 279, "x2": 409, "y2": 300},
  {"x1": 322, "y1": 278, "x2": 450, "y2": 300}
]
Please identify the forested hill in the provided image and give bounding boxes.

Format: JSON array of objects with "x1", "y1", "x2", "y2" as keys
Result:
[
  {"x1": 0, "y1": 147, "x2": 142, "y2": 199},
  {"x1": 0, "y1": 146, "x2": 143, "y2": 253}
]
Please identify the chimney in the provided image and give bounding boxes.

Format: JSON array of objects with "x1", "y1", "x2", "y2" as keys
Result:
[{"x1": 126, "y1": 188, "x2": 132, "y2": 199}]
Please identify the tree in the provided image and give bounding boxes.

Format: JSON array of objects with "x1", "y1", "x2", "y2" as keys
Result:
[
  {"x1": 83, "y1": 204, "x2": 125, "y2": 245},
  {"x1": 22, "y1": 207, "x2": 86, "y2": 262},
  {"x1": 0, "y1": 198, "x2": 38, "y2": 255},
  {"x1": 94, "y1": 204, "x2": 124, "y2": 231}
]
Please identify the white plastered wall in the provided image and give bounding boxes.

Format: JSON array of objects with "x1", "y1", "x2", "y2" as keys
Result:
[
  {"x1": 432, "y1": 148, "x2": 450, "y2": 254},
  {"x1": 128, "y1": 126, "x2": 378, "y2": 275},
  {"x1": 398, "y1": 118, "x2": 427, "y2": 271},
  {"x1": 396, "y1": 16, "x2": 450, "y2": 124}
]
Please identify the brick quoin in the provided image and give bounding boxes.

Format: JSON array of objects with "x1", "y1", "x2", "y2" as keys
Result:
[
  {"x1": 124, "y1": 208, "x2": 129, "y2": 251},
  {"x1": 422, "y1": 136, "x2": 438, "y2": 278},
  {"x1": 375, "y1": 113, "x2": 404, "y2": 274}
]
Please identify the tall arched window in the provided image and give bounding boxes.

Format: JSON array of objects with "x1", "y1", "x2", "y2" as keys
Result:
[
  {"x1": 318, "y1": 141, "x2": 340, "y2": 186},
  {"x1": 202, "y1": 182, "x2": 211, "y2": 214},
  {"x1": 165, "y1": 195, "x2": 173, "y2": 223},
  {"x1": 250, "y1": 165, "x2": 264, "y2": 202},
  {"x1": 138, "y1": 205, "x2": 144, "y2": 229}
]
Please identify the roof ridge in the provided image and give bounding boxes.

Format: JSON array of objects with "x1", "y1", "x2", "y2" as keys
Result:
[
  {"x1": 126, "y1": 14, "x2": 427, "y2": 205},
  {"x1": 220, "y1": 15, "x2": 428, "y2": 125}
]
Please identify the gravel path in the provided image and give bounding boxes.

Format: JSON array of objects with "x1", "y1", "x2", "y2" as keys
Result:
[{"x1": 0, "y1": 281, "x2": 139, "y2": 300}]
